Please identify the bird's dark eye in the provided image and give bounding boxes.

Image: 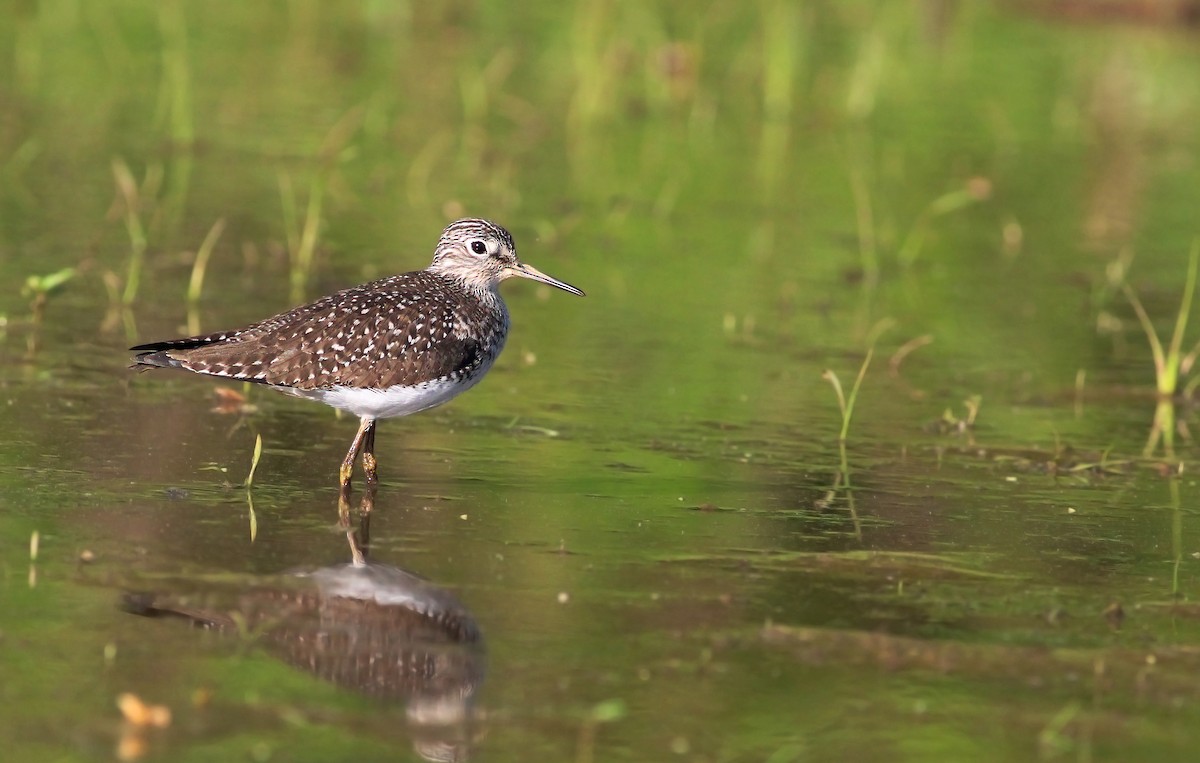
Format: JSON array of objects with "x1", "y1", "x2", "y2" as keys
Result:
[{"x1": 470, "y1": 240, "x2": 488, "y2": 255}]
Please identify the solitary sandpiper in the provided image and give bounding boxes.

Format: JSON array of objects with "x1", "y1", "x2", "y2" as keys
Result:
[{"x1": 131, "y1": 218, "x2": 584, "y2": 489}]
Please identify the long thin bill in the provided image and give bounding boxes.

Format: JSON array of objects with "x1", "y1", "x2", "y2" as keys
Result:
[{"x1": 515, "y1": 262, "x2": 586, "y2": 296}]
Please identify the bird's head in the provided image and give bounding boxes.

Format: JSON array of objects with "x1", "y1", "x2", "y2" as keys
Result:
[{"x1": 429, "y1": 218, "x2": 585, "y2": 297}]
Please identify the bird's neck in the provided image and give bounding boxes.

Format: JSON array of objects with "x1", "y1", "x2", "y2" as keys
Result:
[
  {"x1": 427, "y1": 262, "x2": 501, "y2": 297},
  {"x1": 429, "y1": 267, "x2": 503, "y2": 306}
]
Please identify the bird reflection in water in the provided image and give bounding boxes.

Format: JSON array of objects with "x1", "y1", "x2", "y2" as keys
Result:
[{"x1": 122, "y1": 484, "x2": 485, "y2": 762}]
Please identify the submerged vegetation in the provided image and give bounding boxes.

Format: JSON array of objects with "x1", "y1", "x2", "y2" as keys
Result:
[
  {"x1": 21, "y1": 267, "x2": 75, "y2": 320},
  {"x1": 1104, "y1": 243, "x2": 1200, "y2": 458},
  {"x1": 1121, "y1": 243, "x2": 1200, "y2": 402},
  {"x1": 820, "y1": 319, "x2": 892, "y2": 539},
  {"x1": 19, "y1": 266, "x2": 75, "y2": 355}
]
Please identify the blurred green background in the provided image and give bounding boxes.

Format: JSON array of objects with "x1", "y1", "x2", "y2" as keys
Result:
[{"x1": 4, "y1": 2, "x2": 1200, "y2": 761}]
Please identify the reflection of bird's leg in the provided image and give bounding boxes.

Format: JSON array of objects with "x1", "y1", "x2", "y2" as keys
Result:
[
  {"x1": 340, "y1": 417, "x2": 375, "y2": 491},
  {"x1": 338, "y1": 485, "x2": 353, "y2": 524},
  {"x1": 345, "y1": 520, "x2": 366, "y2": 566},
  {"x1": 340, "y1": 481, "x2": 374, "y2": 566},
  {"x1": 359, "y1": 478, "x2": 376, "y2": 517},
  {"x1": 357, "y1": 488, "x2": 373, "y2": 558},
  {"x1": 361, "y1": 421, "x2": 378, "y2": 486}
]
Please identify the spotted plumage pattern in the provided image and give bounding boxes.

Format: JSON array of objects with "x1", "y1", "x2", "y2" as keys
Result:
[
  {"x1": 133, "y1": 270, "x2": 507, "y2": 391},
  {"x1": 130, "y1": 217, "x2": 584, "y2": 490}
]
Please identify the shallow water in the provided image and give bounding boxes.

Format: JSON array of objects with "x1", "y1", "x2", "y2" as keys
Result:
[{"x1": 4, "y1": 2, "x2": 1200, "y2": 761}]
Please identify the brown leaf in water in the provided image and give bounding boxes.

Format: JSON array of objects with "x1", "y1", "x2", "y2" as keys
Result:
[{"x1": 211, "y1": 387, "x2": 255, "y2": 415}]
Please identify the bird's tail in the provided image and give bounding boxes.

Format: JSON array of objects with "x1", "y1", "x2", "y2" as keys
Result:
[{"x1": 129, "y1": 334, "x2": 227, "y2": 370}]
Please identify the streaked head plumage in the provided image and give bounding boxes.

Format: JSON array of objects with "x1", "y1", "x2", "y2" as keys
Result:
[{"x1": 428, "y1": 218, "x2": 585, "y2": 297}]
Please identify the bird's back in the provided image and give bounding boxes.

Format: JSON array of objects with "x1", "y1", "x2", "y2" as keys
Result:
[{"x1": 132, "y1": 271, "x2": 509, "y2": 392}]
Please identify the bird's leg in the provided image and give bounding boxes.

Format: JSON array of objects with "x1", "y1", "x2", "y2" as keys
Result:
[
  {"x1": 361, "y1": 420, "x2": 378, "y2": 486},
  {"x1": 340, "y1": 417, "x2": 375, "y2": 491}
]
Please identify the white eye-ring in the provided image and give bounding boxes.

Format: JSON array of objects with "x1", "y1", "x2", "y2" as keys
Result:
[{"x1": 469, "y1": 239, "x2": 490, "y2": 256}]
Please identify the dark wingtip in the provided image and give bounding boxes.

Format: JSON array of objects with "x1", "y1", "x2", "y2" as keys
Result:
[
  {"x1": 129, "y1": 350, "x2": 182, "y2": 370},
  {"x1": 120, "y1": 591, "x2": 160, "y2": 616},
  {"x1": 130, "y1": 340, "x2": 188, "y2": 353},
  {"x1": 129, "y1": 335, "x2": 219, "y2": 370}
]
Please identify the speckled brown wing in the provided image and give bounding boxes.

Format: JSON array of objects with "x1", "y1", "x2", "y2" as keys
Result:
[{"x1": 132, "y1": 271, "x2": 506, "y2": 390}]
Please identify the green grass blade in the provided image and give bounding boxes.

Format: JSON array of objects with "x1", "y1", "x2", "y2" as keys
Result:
[
  {"x1": 244, "y1": 433, "x2": 263, "y2": 489},
  {"x1": 186, "y1": 217, "x2": 226, "y2": 305}
]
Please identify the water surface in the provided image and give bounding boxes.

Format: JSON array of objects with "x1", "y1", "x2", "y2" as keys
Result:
[{"x1": 3, "y1": 3, "x2": 1200, "y2": 761}]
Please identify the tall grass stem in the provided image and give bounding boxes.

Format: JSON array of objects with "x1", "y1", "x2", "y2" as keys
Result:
[{"x1": 187, "y1": 218, "x2": 226, "y2": 305}]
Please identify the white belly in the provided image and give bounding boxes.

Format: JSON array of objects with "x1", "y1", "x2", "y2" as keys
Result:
[{"x1": 288, "y1": 374, "x2": 484, "y2": 420}]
